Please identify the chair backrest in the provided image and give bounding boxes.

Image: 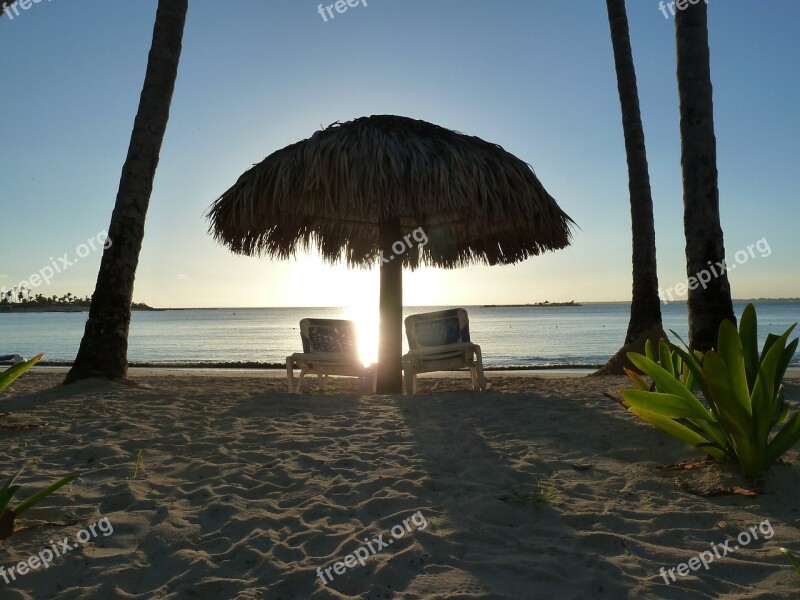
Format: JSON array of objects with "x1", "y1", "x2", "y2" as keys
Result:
[
  {"x1": 299, "y1": 319, "x2": 359, "y2": 355},
  {"x1": 404, "y1": 308, "x2": 471, "y2": 350}
]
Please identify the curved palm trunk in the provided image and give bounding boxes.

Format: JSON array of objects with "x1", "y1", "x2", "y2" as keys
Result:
[
  {"x1": 65, "y1": 0, "x2": 188, "y2": 383},
  {"x1": 675, "y1": 3, "x2": 735, "y2": 352},
  {"x1": 596, "y1": 0, "x2": 664, "y2": 375}
]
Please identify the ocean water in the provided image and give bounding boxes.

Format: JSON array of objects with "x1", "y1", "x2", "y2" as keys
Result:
[{"x1": 1, "y1": 301, "x2": 798, "y2": 368}]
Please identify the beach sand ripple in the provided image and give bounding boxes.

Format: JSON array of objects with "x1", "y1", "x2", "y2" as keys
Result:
[{"x1": 1, "y1": 372, "x2": 798, "y2": 599}]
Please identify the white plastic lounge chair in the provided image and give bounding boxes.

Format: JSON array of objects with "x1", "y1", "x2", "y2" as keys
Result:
[
  {"x1": 402, "y1": 308, "x2": 486, "y2": 396},
  {"x1": 286, "y1": 319, "x2": 376, "y2": 394}
]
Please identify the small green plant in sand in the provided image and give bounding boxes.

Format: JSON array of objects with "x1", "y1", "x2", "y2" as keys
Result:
[
  {"x1": 1, "y1": 354, "x2": 78, "y2": 539},
  {"x1": 508, "y1": 478, "x2": 559, "y2": 509},
  {"x1": 781, "y1": 548, "x2": 800, "y2": 577},
  {"x1": 621, "y1": 304, "x2": 800, "y2": 478},
  {"x1": 0, "y1": 463, "x2": 78, "y2": 539},
  {"x1": 132, "y1": 449, "x2": 144, "y2": 479},
  {"x1": 0, "y1": 353, "x2": 44, "y2": 394}
]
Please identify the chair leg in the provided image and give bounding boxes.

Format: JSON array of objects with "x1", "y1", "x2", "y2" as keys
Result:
[
  {"x1": 474, "y1": 345, "x2": 487, "y2": 391},
  {"x1": 360, "y1": 368, "x2": 377, "y2": 395},
  {"x1": 297, "y1": 369, "x2": 307, "y2": 393},
  {"x1": 470, "y1": 367, "x2": 478, "y2": 390},
  {"x1": 405, "y1": 371, "x2": 414, "y2": 396},
  {"x1": 286, "y1": 358, "x2": 294, "y2": 393},
  {"x1": 404, "y1": 365, "x2": 414, "y2": 396},
  {"x1": 318, "y1": 373, "x2": 328, "y2": 392}
]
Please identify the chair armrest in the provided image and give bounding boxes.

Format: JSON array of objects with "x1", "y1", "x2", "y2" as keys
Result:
[
  {"x1": 289, "y1": 352, "x2": 364, "y2": 367},
  {"x1": 405, "y1": 342, "x2": 479, "y2": 359}
]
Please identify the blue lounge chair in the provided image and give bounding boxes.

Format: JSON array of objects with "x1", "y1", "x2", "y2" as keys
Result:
[
  {"x1": 402, "y1": 308, "x2": 486, "y2": 395},
  {"x1": 286, "y1": 319, "x2": 376, "y2": 394}
]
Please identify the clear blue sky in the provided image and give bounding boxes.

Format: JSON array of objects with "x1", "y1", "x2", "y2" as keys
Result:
[{"x1": 1, "y1": 0, "x2": 798, "y2": 308}]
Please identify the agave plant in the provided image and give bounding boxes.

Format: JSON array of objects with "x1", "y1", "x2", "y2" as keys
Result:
[
  {"x1": 621, "y1": 304, "x2": 800, "y2": 478},
  {"x1": 0, "y1": 463, "x2": 78, "y2": 539},
  {"x1": 1, "y1": 354, "x2": 78, "y2": 539},
  {"x1": 0, "y1": 353, "x2": 43, "y2": 394}
]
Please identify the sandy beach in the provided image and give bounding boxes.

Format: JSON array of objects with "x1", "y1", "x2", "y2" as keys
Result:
[
  {"x1": 4, "y1": 0, "x2": 799, "y2": 598},
  {"x1": 1, "y1": 372, "x2": 798, "y2": 599}
]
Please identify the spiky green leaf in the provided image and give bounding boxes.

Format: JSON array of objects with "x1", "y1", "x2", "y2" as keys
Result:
[
  {"x1": 781, "y1": 548, "x2": 800, "y2": 576},
  {"x1": 718, "y1": 319, "x2": 752, "y2": 415},
  {"x1": 11, "y1": 474, "x2": 79, "y2": 517},
  {"x1": 659, "y1": 339, "x2": 674, "y2": 379},
  {"x1": 767, "y1": 412, "x2": 800, "y2": 466},
  {"x1": 622, "y1": 389, "x2": 713, "y2": 421},
  {"x1": 751, "y1": 330, "x2": 790, "y2": 453},
  {"x1": 626, "y1": 406, "x2": 725, "y2": 459},
  {"x1": 738, "y1": 304, "x2": 760, "y2": 391},
  {"x1": 0, "y1": 485, "x2": 21, "y2": 515},
  {"x1": 623, "y1": 368, "x2": 651, "y2": 392},
  {"x1": 702, "y1": 352, "x2": 756, "y2": 471},
  {"x1": 0, "y1": 354, "x2": 43, "y2": 394},
  {"x1": 627, "y1": 353, "x2": 711, "y2": 419}
]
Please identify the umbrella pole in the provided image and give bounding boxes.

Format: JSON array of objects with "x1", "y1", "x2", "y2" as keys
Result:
[{"x1": 377, "y1": 218, "x2": 403, "y2": 394}]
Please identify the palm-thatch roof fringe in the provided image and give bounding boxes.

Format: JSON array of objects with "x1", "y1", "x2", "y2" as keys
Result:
[{"x1": 207, "y1": 115, "x2": 574, "y2": 269}]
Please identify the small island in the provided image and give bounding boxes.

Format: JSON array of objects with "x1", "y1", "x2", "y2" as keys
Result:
[
  {"x1": 482, "y1": 300, "x2": 582, "y2": 308},
  {"x1": 0, "y1": 292, "x2": 157, "y2": 312}
]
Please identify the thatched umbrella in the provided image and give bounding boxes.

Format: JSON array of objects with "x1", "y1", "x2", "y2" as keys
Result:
[{"x1": 207, "y1": 115, "x2": 574, "y2": 393}]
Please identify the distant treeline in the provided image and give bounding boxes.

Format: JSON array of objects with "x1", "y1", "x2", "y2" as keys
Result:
[{"x1": 0, "y1": 292, "x2": 154, "y2": 311}]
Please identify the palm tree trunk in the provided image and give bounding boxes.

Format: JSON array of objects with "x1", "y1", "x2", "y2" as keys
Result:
[
  {"x1": 596, "y1": 0, "x2": 664, "y2": 375},
  {"x1": 65, "y1": 0, "x2": 188, "y2": 383},
  {"x1": 675, "y1": 2, "x2": 735, "y2": 352},
  {"x1": 377, "y1": 218, "x2": 403, "y2": 394}
]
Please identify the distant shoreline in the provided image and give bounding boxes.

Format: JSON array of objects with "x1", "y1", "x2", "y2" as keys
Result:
[
  {"x1": 0, "y1": 305, "x2": 161, "y2": 313},
  {"x1": 0, "y1": 299, "x2": 796, "y2": 313},
  {"x1": 24, "y1": 360, "x2": 604, "y2": 371},
  {"x1": 22, "y1": 363, "x2": 800, "y2": 377},
  {"x1": 483, "y1": 301, "x2": 582, "y2": 308}
]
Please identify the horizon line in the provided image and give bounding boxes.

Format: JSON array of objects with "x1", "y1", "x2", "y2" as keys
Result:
[{"x1": 140, "y1": 298, "x2": 800, "y2": 310}]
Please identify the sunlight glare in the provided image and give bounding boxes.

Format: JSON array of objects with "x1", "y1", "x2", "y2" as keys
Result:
[{"x1": 342, "y1": 274, "x2": 380, "y2": 367}]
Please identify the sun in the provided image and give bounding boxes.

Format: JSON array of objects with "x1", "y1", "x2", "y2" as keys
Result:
[
  {"x1": 283, "y1": 254, "x2": 380, "y2": 366},
  {"x1": 341, "y1": 276, "x2": 380, "y2": 367},
  {"x1": 339, "y1": 267, "x2": 445, "y2": 367}
]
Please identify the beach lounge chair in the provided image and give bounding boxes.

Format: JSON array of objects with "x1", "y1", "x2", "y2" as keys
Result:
[
  {"x1": 402, "y1": 308, "x2": 486, "y2": 395},
  {"x1": 286, "y1": 319, "x2": 376, "y2": 394}
]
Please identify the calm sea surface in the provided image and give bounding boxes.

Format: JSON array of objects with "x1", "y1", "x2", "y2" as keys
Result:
[{"x1": 1, "y1": 301, "x2": 798, "y2": 368}]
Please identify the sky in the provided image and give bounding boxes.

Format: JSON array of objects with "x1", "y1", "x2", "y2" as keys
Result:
[{"x1": 1, "y1": 0, "x2": 798, "y2": 309}]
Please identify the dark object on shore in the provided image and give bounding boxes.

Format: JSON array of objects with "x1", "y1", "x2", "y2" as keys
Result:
[{"x1": 483, "y1": 300, "x2": 581, "y2": 308}]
